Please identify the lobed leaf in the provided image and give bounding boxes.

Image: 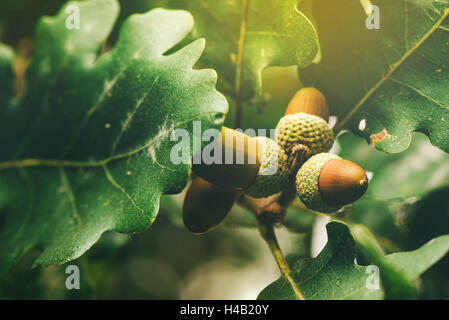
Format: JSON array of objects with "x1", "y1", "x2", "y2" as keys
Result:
[
  {"x1": 0, "y1": 0, "x2": 227, "y2": 274},
  {"x1": 386, "y1": 234, "x2": 449, "y2": 280},
  {"x1": 300, "y1": 0, "x2": 449, "y2": 154},
  {"x1": 259, "y1": 221, "x2": 449, "y2": 299},
  {"x1": 151, "y1": 0, "x2": 319, "y2": 103},
  {"x1": 258, "y1": 222, "x2": 384, "y2": 300}
]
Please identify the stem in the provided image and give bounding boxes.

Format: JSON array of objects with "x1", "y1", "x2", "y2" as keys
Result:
[
  {"x1": 258, "y1": 217, "x2": 305, "y2": 300},
  {"x1": 234, "y1": 0, "x2": 251, "y2": 128}
]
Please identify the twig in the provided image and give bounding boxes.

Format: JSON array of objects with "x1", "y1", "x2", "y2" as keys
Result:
[
  {"x1": 234, "y1": 0, "x2": 251, "y2": 128},
  {"x1": 238, "y1": 189, "x2": 305, "y2": 300},
  {"x1": 258, "y1": 216, "x2": 305, "y2": 300}
]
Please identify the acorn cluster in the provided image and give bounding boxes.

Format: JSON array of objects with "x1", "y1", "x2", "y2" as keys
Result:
[{"x1": 183, "y1": 88, "x2": 368, "y2": 234}]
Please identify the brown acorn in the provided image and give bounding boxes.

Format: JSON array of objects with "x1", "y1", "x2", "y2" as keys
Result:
[
  {"x1": 319, "y1": 159, "x2": 368, "y2": 207},
  {"x1": 183, "y1": 176, "x2": 238, "y2": 234},
  {"x1": 296, "y1": 153, "x2": 368, "y2": 212},
  {"x1": 192, "y1": 127, "x2": 262, "y2": 190},
  {"x1": 285, "y1": 87, "x2": 329, "y2": 122}
]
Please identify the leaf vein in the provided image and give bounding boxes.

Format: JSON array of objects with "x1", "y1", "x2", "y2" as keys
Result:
[
  {"x1": 416, "y1": 51, "x2": 449, "y2": 71},
  {"x1": 334, "y1": 8, "x2": 449, "y2": 132},
  {"x1": 0, "y1": 113, "x2": 212, "y2": 171},
  {"x1": 389, "y1": 77, "x2": 449, "y2": 111},
  {"x1": 111, "y1": 75, "x2": 160, "y2": 154},
  {"x1": 103, "y1": 165, "x2": 145, "y2": 214},
  {"x1": 59, "y1": 167, "x2": 81, "y2": 231}
]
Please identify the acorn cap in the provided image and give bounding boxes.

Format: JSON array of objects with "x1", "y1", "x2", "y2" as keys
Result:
[
  {"x1": 183, "y1": 177, "x2": 237, "y2": 234},
  {"x1": 285, "y1": 87, "x2": 329, "y2": 122},
  {"x1": 192, "y1": 127, "x2": 262, "y2": 189},
  {"x1": 318, "y1": 159, "x2": 368, "y2": 207},
  {"x1": 244, "y1": 137, "x2": 290, "y2": 198},
  {"x1": 296, "y1": 153, "x2": 341, "y2": 213},
  {"x1": 276, "y1": 113, "x2": 334, "y2": 156}
]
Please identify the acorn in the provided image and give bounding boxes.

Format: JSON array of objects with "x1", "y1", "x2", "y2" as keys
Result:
[
  {"x1": 244, "y1": 137, "x2": 290, "y2": 198},
  {"x1": 183, "y1": 176, "x2": 238, "y2": 234},
  {"x1": 192, "y1": 127, "x2": 262, "y2": 190},
  {"x1": 296, "y1": 153, "x2": 368, "y2": 213},
  {"x1": 285, "y1": 87, "x2": 329, "y2": 122},
  {"x1": 276, "y1": 113, "x2": 334, "y2": 156}
]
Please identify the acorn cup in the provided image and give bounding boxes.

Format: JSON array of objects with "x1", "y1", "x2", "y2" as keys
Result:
[
  {"x1": 276, "y1": 87, "x2": 334, "y2": 162},
  {"x1": 244, "y1": 136, "x2": 291, "y2": 198},
  {"x1": 285, "y1": 87, "x2": 329, "y2": 121},
  {"x1": 295, "y1": 153, "x2": 368, "y2": 213},
  {"x1": 276, "y1": 113, "x2": 334, "y2": 157},
  {"x1": 192, "y1": 127, "x2": 263, "y2": 190},
  {"x1": 183, "y1": 176, "x2": 238, "y2": 234}
]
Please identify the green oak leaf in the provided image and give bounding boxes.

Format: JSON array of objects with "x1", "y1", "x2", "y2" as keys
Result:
[
  {"x1": 386, "y1": 234, "x2": 449, "y2": 280},
  {"x1": 0, "y1": 0, "x2": 227, "y2": 274},
  {"x1": 351, "y1": 223, "x2": 417, "y2": 299},
  {"x1": 258, "y1": 222, "x2": 384, "y2": 300},
  {"x1": 352, "y1": 223, "x2": 449, "y2": 299},
  {"x1": 258, "y1": 221, "x2": 449, "y2": 299},
  {"x1": 152, "y1": 0, "x2": 319, "y2": 103},
  {"x1": 300, "y1": 0, "x2": 449, "y2": 153}
]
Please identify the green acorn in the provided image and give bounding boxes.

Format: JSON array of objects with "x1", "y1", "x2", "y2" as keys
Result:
[
  {"x1": 296, "y1": 153, "x2": 368, "y2": 213},
  {"x1": 276, "y1": 113, "x2": 333, "y2": 156},
  {"x1": 245, "y1": 137, "x2": 290, "y2": 198}
]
